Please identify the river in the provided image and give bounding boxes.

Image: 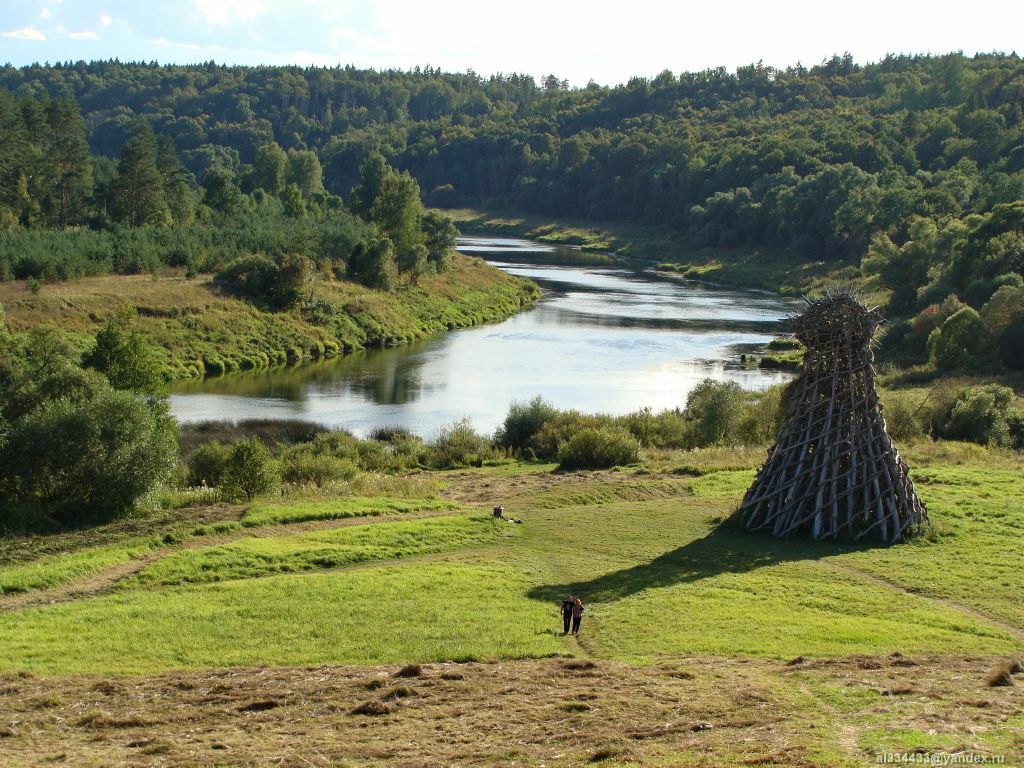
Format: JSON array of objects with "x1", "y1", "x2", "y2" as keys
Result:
[{"x1": 169, "y1": 237, "x2": 797, "y2": 436}]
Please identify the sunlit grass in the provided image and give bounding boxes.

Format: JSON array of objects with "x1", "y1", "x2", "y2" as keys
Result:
[
  {"x1": 0, "y1": 539, "x2": 156, "y2": 595},
  {"x1": 241, "y1": 496, "x2": 460, "y2": 527},
  {"x1": 129, "y1": 514, "x2": 515, "y2": 586}
]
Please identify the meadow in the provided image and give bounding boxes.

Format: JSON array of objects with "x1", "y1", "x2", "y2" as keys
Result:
[{"x1": 0, "y1": 441, "x2": 1021, "y2": 765}]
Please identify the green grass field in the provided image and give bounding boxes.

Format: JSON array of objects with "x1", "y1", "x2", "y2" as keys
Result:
[
  {"x1": 0, "y1": 444, "x2": 1021, "y2": 765},
  {"x1": 1, "y1": 443, "x2": 1021, "y2": 676}
]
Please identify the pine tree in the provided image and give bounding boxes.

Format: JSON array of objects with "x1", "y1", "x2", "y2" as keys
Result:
[
  {"x1": 43, "y1": 98, "x2": 93, "y2": 228},
  {"x1": 113, "y1": 120, "x2": 170, "y2": 227}
]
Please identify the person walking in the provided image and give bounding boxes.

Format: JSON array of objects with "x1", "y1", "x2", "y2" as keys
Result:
[
  {"x1": 571, "y1": 598, "x2": 585, "y2": 635},
  {"x1": 560, "y1": 595, "x2": 574, "y2": 635}
]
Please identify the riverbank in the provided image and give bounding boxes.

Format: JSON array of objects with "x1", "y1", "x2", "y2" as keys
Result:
[
  {"x1": 441, "y1": 207, "x2": 883, "y2": 303},
  {"x1": 0, "y1": 253, "x2": 540, "y2": 380}
]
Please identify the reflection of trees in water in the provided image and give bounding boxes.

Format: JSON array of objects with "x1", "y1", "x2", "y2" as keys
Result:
[{"x1": 172, "y1": 339, "x2": 438, "y2": 405}]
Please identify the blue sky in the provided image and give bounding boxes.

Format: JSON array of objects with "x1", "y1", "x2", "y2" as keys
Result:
[{"x1": 1, "y1": 0, "x2": 1021, "y2": 86}]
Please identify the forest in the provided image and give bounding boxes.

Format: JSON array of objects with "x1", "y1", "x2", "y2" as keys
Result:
[{"x1": 1, "y1": 53, "x2": 1022, "y2": 371}]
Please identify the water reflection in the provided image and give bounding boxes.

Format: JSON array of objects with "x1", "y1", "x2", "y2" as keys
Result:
[{"x1": 170, "y1": 237, "x2": 797, "y2": 435}]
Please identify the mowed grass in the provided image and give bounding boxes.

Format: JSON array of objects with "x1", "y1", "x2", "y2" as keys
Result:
[
  {"x1": 129, "y1": 514, "x2": 516, "y2": 586},
  {"x1": 1, "y1": 562, "x2": 562, "y2": 675},
  {"x1": 0, "y1": 444, "x2": 1020, "y2": 675},
  {"x1": 0, "y1": 539, "x2": 155, "y2": 595},
  {"x1": 241, "y1": 496, "x2": 459, "y2": 526}
]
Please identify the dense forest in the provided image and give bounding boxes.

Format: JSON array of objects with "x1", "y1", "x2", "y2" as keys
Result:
[{"x1": 0, "y1": 53, "x2": 1023, "y2": 370}]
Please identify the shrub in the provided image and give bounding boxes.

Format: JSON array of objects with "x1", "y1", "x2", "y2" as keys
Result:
[
  {"x1": 429, "y1": 418, "x2": 492, "y2": 468},
  {"x1": 684, "y1": 379, "x2": 744, "y2": 447},
  {"x1": 0, "y1": 391, "x2": 178, "y2": 526},
  {"x1": 532, "y1": 411, "x2": 607, "y2": 461},
  {"x1": 557, "y1": 427, "x2": 641, "y2": 470},
  {"x1": 281, "y1": 452, "x2": 359, "y2": 485},
  {"x1": 186, "y1": 441, "x2": 232, "y2": 487},
  {"x1": 882, "y1": 393, "x2": 925, "y2": 442},
  {"x1": 929, "y1": 307, "x2": 991, "y2": 371},
  {"x1": 737, "y1": 385, "x2": 787, "y2": 444},
  {"x1": 941, "y1": 384, "x2": 1017, "y2": 447},
  {"x1": 220, "y1": 438, "x2": 280, "y2": 501},
  {"x1": 496, "y1": 395, "x2": 557, "y2": 451}
]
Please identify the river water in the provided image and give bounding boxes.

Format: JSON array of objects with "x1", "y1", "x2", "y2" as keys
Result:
[{"x1": 169, "y1": 237, "x2": 796, "y2": 436}]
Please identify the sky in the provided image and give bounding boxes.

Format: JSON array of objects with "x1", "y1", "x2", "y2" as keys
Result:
[{"x1": 1, "y1": 0, "x2": 1021, "y2": 86}]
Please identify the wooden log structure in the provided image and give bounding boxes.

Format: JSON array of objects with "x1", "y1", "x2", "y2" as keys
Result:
[{"x1": 738, "y1": 289, "x2": 928, "y2": 545}]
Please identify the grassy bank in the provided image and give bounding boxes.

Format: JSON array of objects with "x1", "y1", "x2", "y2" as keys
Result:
[{"x1": 0, "y1": 252, "x2": 539, "y2": 380}]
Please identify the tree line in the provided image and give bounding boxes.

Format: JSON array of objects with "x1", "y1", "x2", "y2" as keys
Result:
[{"x1": 0, "y1": 88, "x2": 457, "y2": 294}]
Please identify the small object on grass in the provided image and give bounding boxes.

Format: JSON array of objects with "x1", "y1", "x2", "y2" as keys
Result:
[
  {"x1": 350, "y1": 700, "x2": 393, "y2": 716},
  {"x1": 986, "y1": 663, "x2": 1015, "y2": 687},
  {"x1": 394, "y1": 663, "x2": 422, "y2": 678},
  {"x1": 382, "y1": 686, "x2": 415, "y2": 701},
  {"x1": 237, "y1": 700, "x2": 279, "y2": 712}
]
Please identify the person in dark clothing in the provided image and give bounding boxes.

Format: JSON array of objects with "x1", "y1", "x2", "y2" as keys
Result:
[
  {"x1": 571, "y1": 599, "x2": 585, "y2": 635},
  {"x1": 560, "y1": 595, "x2": 574, "y2": 634}
]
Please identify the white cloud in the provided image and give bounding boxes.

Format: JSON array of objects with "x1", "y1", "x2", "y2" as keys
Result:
[
  {"x1": 1, "y1": 26, "x2": 47, "y2": 41},
  {"x1": 69, "y1": 31, "x2": 99, "y2": 40},
  {"x1": 100, "y1": 13, "x2": 112, "y2": 26},
  {"x1": 153, "y1": 37, "x2": 201, "y2": 50},
  {"x1": 193, "y1": 0, "x2": 273, "y2": 25}
]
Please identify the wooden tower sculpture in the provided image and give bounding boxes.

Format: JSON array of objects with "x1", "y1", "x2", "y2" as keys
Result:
[{"x1": 738, "y1": 289, "x2": 928, "y2": 544}]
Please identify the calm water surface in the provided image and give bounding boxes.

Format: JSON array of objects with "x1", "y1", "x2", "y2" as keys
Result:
[{"x1": 170, "y1": 237, "x2": 796, "y2": 435}]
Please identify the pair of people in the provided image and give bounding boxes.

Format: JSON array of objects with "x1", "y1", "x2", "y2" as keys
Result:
[{"x1": 560, "y1": 595, "x2": 585, "y2": 635}]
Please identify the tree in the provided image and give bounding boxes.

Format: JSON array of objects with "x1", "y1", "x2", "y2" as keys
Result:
[
  {"x1": 113, "y1": 121, "x2": 170, "y2": 226},
  {"x1": 83, "y1": 309, "x2": 166, "y2": 394},
  {"x1": 370, "y1": 170, "x2": 426, "y2": 266},
  {"x1": 0, "y1": 389, "x2": 177, "y2": 526},
  {"x1": 684, "y1": 379, "x2": 744, "y2": 446},
  {"x1": 251, "y1": 141, "x2": 288, "y2": 195},
  {"x1": 421, "y1": 210, "x2": 458, "y2": 271},
  {"x1": 287, "y1": 148, "x2": 324, "y2": 197},
  {"x1": 929, "y1": 306, "x2": 991, "y2": 371},
  {"x1": 349, "y1": 237, "x2": 397, "y2": 291},
  {"x1": 220, "y1": 438, "x2": 279, "y2": 501},
  {"x1": 43, "y1": 98, "x2": 92, "y2": 228},
  {"x1": 202, "y1": 167, "x2": 244, "y2": 214},
  {"x1": 349, "y1": 151, "x2": 390, "y2": 218},
  {"x1": 156, "y1": 134, "x2": 194, "y2": 224}
]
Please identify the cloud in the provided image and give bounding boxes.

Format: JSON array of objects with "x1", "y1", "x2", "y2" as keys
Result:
[
  {"x1": 1, "y1": 26, "x2": 47, "y2": 41},
  {"x1": 69, "y1": 31, "x2": 99, "y2": 40},
  {"x1": 193, "y1": 0, "x2": 273, "y2": 25},
  {"x1": 153, "y1": 37, "x2": 202, "y2": 50},
  {"x1": 100, "y1": 13, "x2": 112, "y2": 26}
]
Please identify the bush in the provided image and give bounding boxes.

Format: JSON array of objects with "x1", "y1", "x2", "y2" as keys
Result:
[
  {"x1": 684, "y1": 379, "x2": 744, "y2": 447},
  {"x1": 737, "y1": 384, "x2": 788, "y2": 444},
  {"x1": 557, "y1": 427, "x2": 641, "y2": 470},
  {"x1": 496, "y1": 395, "x2": 557, "y2": 451},
  {"x1": 186, "y1": 441, "x2": 232, "y2": 487},
  {"x1": 281, "y1": 452, "x2": 359, "y2": 485},
  {"x1": 882, "y1": 393, "x2": 925, "y2": 442},
  {"x1": 429, "y1": 418, "x2": 492, "y2": 468},
  {"x1": 941, "y1": 384, "x2": 1018, "y2": 447},
  {"x1": 532, "y1": 411, "x2": 607, "y2": 461},
  {"x1": 0, "y1": 391, "x2": 178, "y2": 526},
  {"x1": 929, "y1": 307, "x2": 991, "y2": 371},
  {"x1": 220, "y1": 438, "x2": 280, "y2": 501}
]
